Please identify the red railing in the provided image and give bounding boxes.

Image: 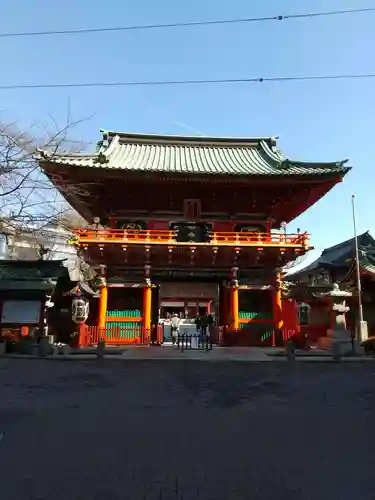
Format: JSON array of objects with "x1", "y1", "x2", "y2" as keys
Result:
[
  {"x1": 210, "y1": 231, "x2": 309, "y2": 247},
  {"x1": 73, "y1": 228, "x2": 310, "y2": 248},
  {"x1": 80, "y1": 326, "x2": 149, "y2": 346},
  {"x1": 79, "y1": 325, "x2": 165, "y2": 347}
]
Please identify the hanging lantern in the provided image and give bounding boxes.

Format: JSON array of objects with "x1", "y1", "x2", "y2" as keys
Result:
[{"x1": 72, "y1": 297, "x2": 89, "y2": 324}]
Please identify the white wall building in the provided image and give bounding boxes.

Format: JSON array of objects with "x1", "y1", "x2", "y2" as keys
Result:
[{"x1": 0, "y1": 221, "x2": 80, "y2": 276}]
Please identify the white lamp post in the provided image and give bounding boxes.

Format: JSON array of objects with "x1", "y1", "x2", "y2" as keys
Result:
[{"x1": 351, "y1": 194, "x2": 368, "y2": 342}]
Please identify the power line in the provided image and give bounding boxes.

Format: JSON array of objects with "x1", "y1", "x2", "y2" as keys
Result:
[
  {"x1": 1, "y1": 73, "x2": 375, "y2": 91},
  {"x1": 0, "y1": 7, "x2": 374, "y2": 38}
]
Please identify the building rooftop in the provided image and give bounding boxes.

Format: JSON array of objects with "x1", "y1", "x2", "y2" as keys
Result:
[
  {"x1": 0, "y1": 259, "x2": 69, "y2": 281},
  {"x1": 39, "y1": 130, "x2": 350, "y2": 178},
  {"x1": 0, "y1": 259, "x2": 70, "y2": 291},
  {"x1": 289, "y1": 231, "x2": 375, "y2": 280}
]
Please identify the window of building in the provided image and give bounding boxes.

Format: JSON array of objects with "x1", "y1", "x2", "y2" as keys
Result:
[{"x1": 2, "y1": 300, "x2": 41, "y2": 324}]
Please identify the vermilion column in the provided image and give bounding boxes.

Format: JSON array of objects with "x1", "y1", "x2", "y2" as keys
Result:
[
  {"x1": 98, "y1": 280, "x2": 108, "y2": 329},
  {"x1": 97, "y1": 266, "x2": 108, "y2": 340},
  {"x1": 273, "y1": 271, "x2": 283, "y2": 345},
  {"x1": 143, "y1": 285, "x2": 152, "y2": 333},
  {"x1": 232, "y1": 286, "x2": 239, "y2": 330},
  {"x1": 231, "y1": 267, "x2": 239, "y2": 330},
  {"x1": 143, "y1": 265, "x2": 152, "y2": 342}
]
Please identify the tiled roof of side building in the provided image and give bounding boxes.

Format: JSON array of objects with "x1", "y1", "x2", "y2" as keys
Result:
[
  {"x1": 0, "y1": 260, "x2": 69, "y2": 281},
  {"x1": 39, "y1": 130, "x2": 351, "y2": 177},
  {"x1": 287, "y1": 231, "x2": 375, "y2": 279}
]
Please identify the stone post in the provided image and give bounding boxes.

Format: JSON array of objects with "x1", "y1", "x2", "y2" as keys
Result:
[{"x1": 97, "y1": 339, "x2": 106, "y2": 360}]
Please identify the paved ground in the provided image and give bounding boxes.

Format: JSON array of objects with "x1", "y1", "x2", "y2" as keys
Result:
[
  {"x1": 12, "y1": 345, "x2": 371, "y2": 362},
  {"x1": 82, "y1": 346, "x2": 275, "y2": 361},
  {"x1": 0, "y1": 359, "x2": 375, "y2": 499}
]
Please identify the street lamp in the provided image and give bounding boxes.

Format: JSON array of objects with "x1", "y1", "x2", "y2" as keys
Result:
[{"x1": 351, "y1": 194, "x2": 368, "y2": 342}]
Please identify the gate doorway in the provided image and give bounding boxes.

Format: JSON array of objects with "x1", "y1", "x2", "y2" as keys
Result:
[{"x1": 158, "y1": 282, "x2": 218, "y2": 343}]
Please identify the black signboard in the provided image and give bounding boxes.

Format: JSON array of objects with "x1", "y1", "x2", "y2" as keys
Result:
[{"x1": 170, "y1": 223, "x2": 211, "y2": 243}]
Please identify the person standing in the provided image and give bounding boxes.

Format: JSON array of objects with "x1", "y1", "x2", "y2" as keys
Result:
[
  {"x1": 199, "y1": 312, "x2": 208, "y2": 341},
  {"x1": 206, "y1": 312, "x2": 214, "y2": 337},
  {"x1": 170, "y1": 313, "x2": 181, "y2": 345},
  {"x1": 195, "y1": 313, "x2": 202, "y2": 333}
]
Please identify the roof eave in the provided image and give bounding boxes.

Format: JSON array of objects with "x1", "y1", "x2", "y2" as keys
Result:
[{"x1": 282, "y1": 159, "x2": 350, "y2": 174}]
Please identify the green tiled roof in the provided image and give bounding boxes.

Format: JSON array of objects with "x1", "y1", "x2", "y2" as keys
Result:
[{"x1": 39, "y1": 130, "x2": 350, "y2": 177}]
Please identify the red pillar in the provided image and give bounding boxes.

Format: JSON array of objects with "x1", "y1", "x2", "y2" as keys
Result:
[
  {"x1": 97, "y1": 266, "x2": 108, "y2": 342},
  {"x1": 143, "y1": 286, "x2": 152, "y2": 335},
  {"x1": 143, "y1": 265, "x2": 152, "y2": 343},
  {"x1": 231, "y1": 286, "x2": 239, "y2": 330},
  {"x1": 272, "y1": 271, "x2": 283, "y2": 346},
  {"x1": 230, "y1": 267, "x2": 239, "y2": 331}
]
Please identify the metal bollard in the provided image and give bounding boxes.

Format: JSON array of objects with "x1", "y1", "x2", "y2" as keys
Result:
[
  {"x1": 285, "y1": 341, "x2": 296, "y2": 361},
  {"x1": 0, "y1": 341, "x2": 6, "y2": 356},
  {"x1": 38, "y1": 337, "x2": 50, "y2": 357}
]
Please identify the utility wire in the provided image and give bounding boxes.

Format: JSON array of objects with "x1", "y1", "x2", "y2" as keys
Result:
[
  {"x1": 1, "y1": 73, "x2": 375, "y2": 91},
  {"x1": 0, "y1": 7, "x2": 374, "y2": 38}
]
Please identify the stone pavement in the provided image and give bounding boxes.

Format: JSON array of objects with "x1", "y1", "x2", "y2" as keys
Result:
[
  {"x1": 120, "y1": 346, "x2": 274, "y2": 361},
  {"x1": 1, "y1": 358, "x2": 375, "y2": 499}
]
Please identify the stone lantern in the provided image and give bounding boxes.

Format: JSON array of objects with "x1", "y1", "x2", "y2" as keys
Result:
[{"x1": 317, "y1": 283, "x2": 353, "y2": 355}]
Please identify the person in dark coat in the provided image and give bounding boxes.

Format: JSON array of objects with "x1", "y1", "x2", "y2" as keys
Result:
[{"x1": 195, "y1": 312, "x2": 208, "y2": 341}]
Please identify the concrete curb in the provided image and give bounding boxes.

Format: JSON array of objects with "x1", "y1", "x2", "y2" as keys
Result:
[{"x1": 1, "y1": 353, "x2": 374, "y2": 362}]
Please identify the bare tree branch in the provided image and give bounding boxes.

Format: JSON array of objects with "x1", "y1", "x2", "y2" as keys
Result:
[
  {"x1": 0, "y1": 115, "x2": 93, "y2": 261},
  {"x1": 0, "y1": 116, "x2": 91, "y2": 232}
]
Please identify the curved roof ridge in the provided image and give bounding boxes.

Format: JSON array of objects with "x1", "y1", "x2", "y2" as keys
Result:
[
  {"x1": 321, "y1": 230, "x2": 372, "y2": 254},
  {"x1": 104, "y1": 134, "x2": 120, "y2": 157},
  {"x1": 38, "y1": 149, "x2": 97, "y2": 160},
  {"x1": 100, "y1": 129, "x2": 278, "y2": 147},
  {"x1": 259, "y1": 140, "x2": 285, "y2": 164}
]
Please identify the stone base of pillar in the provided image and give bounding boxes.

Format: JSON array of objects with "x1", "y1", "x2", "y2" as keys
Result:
[{"x1": 352, "y1": 339, "x2": 365, "y2": 355}]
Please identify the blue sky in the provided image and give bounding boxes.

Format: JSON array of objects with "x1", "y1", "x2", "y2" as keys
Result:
[{"x1": 1, "y1": 0, "x2": 375, "y2": 266}]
